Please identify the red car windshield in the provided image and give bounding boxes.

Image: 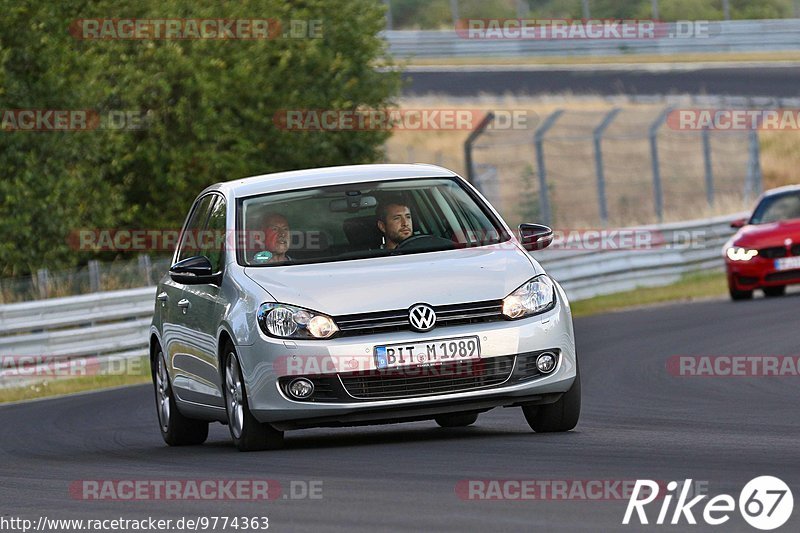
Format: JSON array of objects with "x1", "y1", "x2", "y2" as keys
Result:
[{"x1": 749, "y1": 192, "x2": 800, "y2": 224}]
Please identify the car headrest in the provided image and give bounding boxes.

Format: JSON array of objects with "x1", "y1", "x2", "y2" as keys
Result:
[{"x1": 343, "y1": 215, "x2": 383, "y2": 249}]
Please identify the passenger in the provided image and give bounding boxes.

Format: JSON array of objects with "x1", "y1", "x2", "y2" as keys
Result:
[
  {"x1": 254, "y1": 213, "x2": 291, "y2": 263},
  {"x1": 376, "y1": 201, "x2": 413, "y2": 250}
]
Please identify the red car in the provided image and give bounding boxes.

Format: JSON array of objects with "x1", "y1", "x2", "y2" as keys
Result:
[{"x1": 724, "y1": 185, "x2": 800, "y2": 300}]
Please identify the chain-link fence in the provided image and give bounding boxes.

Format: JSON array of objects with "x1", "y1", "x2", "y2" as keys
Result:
[
  {"x1": 0, "y1": 255, "x2": 171, "y2": 304},
  {"x1": 468, "y1": 104, "x2": 759, "y2": 230}
]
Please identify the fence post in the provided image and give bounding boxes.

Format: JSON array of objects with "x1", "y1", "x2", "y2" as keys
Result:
[
  {"x1": 463, "y1": 111, "x2": 495, "y2": 193},
  {"x1": 449, "y1": 0, "x2": 459, "y2": 26},
  {"x1": 593, "y1": 108, "x2": 621, "y2": 226},
  {"x1": 582, "y1": 0, "x2": 590, "y2": 19},
  {"x1": 534, "y1": 109, "x2": 564, "y2": 226},
  {"x1": 384, "y1": 0, "x2": 392, "y2": 30},
  {"x1": 702, "y1": 127, "x2": 714, "y2": 207},
  {"x1": 88, "y1": 260, "x2": 101, "y2": 292},
  {"x1": 36, "y1": 269, "x2": 50, "y2": 299},
  {"x1": 139, "y1": 255, "x2": 153, "y2": 286},
  {"x1": 649, "y1": 107, "x2": 671, "y2": 223},
  {"x1": 745, "y1": 129, "x2": 763, "y2": 203}
]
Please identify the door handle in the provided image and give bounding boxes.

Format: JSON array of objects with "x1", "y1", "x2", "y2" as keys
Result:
[
  {"x1": 157, "y1": 292, "x2": 168, "y2": 306},
  {"x1": 177, "y1": 299, "x2": 191, "y2": 314}
]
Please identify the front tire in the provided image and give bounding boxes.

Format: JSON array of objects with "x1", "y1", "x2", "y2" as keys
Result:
[
  {"x1": 763, "y1": 286, "x2": 786, "y2": 297},
  {"x1": 153, "y1": 349, "x2": 208, "y2": 446},
  {"x1": 223, "y1": 347, "x2": 284, "y2": 451},
  {"x1": 523, "y1": 366, "x2": 581, "y2": 433},
  {"x1": 729, "y1": 287, "x2": 753, "y2": 301}
]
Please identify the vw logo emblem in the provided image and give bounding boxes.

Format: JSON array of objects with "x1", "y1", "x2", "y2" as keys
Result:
[{"x1": 408, "y1": 304, "x2": 436, "y2": 332}]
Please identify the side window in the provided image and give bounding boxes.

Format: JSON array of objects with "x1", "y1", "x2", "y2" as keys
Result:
[
  {"x1": 203, "y1": 196, "x2": 226, "y2": 272},
  {"x1": 176, "y1": 195, "x2": 215, "y2": 263}
]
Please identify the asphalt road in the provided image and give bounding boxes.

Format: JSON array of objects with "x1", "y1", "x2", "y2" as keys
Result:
[
  {"x1": 1, "y1": 293, "x2": 799, "y2": 532},
  {"x1": 402, "y1": 65, "x2": 800, "y2": 97}
]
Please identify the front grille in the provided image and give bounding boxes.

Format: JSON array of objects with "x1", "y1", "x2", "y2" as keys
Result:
[
  {"x1": 737, "y1": 275, "x2": 759, "y2": 285},
  {"x1": 278, "y1": 350, "x2": 559, "y2": 402},
  {"x1": 792, "y1": 244, "x2": 800, "y2": 256},
  {"x1": 759, "y1": 246, "x2": 787, "y2": 259},
  {"x1": 335, "y1": 300, "x2": 504, "y2": 337},
  {"x1": 339, "y1": 356, "x2": 515, "y2": 400},
  {"x1": 765, "y1": 269, "x2": 800, "y2": 282}
]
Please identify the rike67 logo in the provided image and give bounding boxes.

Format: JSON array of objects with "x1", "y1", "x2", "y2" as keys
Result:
[{"x1": 623, "y1": 477, "x2": 793, "y2": 530}]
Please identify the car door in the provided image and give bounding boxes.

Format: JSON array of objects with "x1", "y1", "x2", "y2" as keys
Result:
[
  {"x1": 169, "y1": 193, "x2": 228, "y2": 408},
  {"x1": 163, "y1": 194, "x2": 221, "y2": 406}
]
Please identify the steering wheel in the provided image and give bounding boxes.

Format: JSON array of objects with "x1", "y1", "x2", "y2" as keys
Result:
[
  {"x1": 394, "y1": 234, "x2": 454, "y2": 251},
  {"x1": 394, "y1": 235, "x2": 429, "y2": 249}
]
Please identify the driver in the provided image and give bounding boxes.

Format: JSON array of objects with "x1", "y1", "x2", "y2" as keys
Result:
[{"x1": 376, "y1": 201, "x2": 413, "y2": 250}]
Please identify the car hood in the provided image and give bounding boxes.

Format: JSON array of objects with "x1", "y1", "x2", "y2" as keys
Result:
[
  {"x1": 244, "y1": 246, "x2": 541, "y2": 315},
  {"x1": 732, "y1": 219, "x2": 800, "y2": 248}
]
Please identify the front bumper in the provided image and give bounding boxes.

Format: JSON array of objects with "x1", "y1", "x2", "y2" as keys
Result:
[
  {"x1": 726, "y1": 258, "x2": 800, "y2": 289},
  {"x1": 236, "y1": 287, "x2": 577, "y2": 426}
]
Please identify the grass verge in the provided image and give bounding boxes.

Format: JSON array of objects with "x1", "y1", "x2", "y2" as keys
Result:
[
  {"x1": 0, "y1": 360, "x2": 150, "y2": 404},
  {"x1": 570, "y1": 270, "x2": 727, "y2": 318}
]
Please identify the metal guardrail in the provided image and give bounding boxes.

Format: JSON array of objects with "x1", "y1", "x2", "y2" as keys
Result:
[
  {"x1": 385, "y1": 19, "x2": 800, "y2": 58},
  {"x1": 0, "y1": 213, "x2": 739, "y2": 386},
  {"x1": 537, "y1": 213, "x2": 740, "y2": 300}
]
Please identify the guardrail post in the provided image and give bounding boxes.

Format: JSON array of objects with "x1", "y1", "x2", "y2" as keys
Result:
[
  {"x1": 702, "y1": 127, "x2": 714, "y2": 207},
  {"x1": 463, "y1": 111, "x2": 495, "y2": 193},
  {"x1": 534, "y1": 109, "x2": 564, "y2": 226},
  {"x1": 649, "y1": 107, "x2": 671, "y2": 223},
  {"x1": 593, "y1": 108, "x2": 621, "y2": 226},
  {"x1": 36, "y1": 269, "x2": 49, "y2": 299},
  {"x1": 139, "y1": 255, "x2": 153, "y2": 286},
  {"x1": 745, "y1": 129, "x2": 763, "y2": 203},
  {"x1": 88, "y1": 260, "x2": 101, "y2": 292}
]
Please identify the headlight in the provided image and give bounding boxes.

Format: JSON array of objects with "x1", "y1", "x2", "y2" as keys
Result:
[
  {"x1": 502, "y1": 275, "x2": 556, "y2": 319},
  {"x1": 257, "y1": 303, "x2": 339, "y2": 339},
  {"x1": 726, "y1": 247, "x2": 759, "y2": 261}
]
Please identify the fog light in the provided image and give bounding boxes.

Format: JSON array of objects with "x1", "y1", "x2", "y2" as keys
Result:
[
  {"x1": 536, "y1": 352, "x2": 557, "y2": 374},
  {"x1": 287, "y1": 378, "x2": 314, "y2": 399}
]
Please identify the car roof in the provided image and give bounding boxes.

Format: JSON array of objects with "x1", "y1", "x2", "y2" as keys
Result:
[{"x1": 201, "y1": 164, "x2": 459, "y2": 199}]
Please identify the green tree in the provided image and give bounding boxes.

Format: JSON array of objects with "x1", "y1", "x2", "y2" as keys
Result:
[{"x1": 0, "y1": 0, "x2": 401, "y2": 275}]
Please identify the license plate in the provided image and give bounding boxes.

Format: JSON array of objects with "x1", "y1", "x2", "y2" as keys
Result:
[
  {"x1": 374, "y1": 336, "x2": 481, "y2": 370},
  {"x1": 774, "y1": 256, "x2": 800, "y2": 271}
]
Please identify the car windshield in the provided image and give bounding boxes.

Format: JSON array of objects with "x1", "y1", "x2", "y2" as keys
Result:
[
  {"x1": 237, "y1": 177, "x2": 510, "y2": 266},
  {"x1": 749, "y1": 191, "x2": 800, "y2": 224}
]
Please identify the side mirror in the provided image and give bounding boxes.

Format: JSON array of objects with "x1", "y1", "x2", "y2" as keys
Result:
[
  {"x1": 169, "y1": 256, "x2": 220, "y2": 285},
  {"x1": 730, "y1": 218, "x2": 748, "y2": 229},
  {"x1": 518, "y1": 223, "x2": 554, "y2": 251}
]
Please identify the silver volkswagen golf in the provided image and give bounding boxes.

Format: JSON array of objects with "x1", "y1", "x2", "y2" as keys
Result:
[{"x1": 150, "y1": 164, "x2": 579, "y2": 451}]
